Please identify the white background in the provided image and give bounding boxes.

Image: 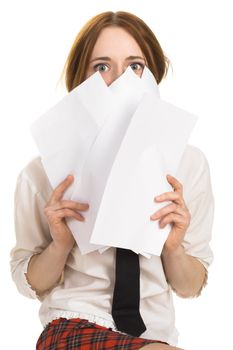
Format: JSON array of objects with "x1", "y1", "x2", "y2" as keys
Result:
[{"x1": 0, "y1": 1, "x2": 232, "y2": 349}]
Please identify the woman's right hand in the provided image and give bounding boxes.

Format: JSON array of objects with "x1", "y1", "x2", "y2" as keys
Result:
[{"x1": 44, "y1": 175, "x2": 89, "y2": 252}]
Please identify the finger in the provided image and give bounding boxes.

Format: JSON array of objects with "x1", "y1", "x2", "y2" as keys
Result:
[
  {"x1": 150, "y1": 203, "x2": 184, "y2": 220},
  {"x1": 52, "y1": 200, "x2": 89, "y2": 212},
  {"x1": 159, "y1": 213, "x2": 186, "y2": 228},
  {"x1": 54, "y1": 208, "x2": 85, "y2": 221},
  {"x1": 154, "y1": 192, "x2": 185, "y2": 207},
  {"x1": 50, "y1": 175, "x2": 74, "y2": 204},
  {"x1": 166, "y1": 174, "x2": 183, "y2": 194}
]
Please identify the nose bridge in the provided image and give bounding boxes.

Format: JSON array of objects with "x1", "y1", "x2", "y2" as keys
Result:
[{"x1": 111, "y1": 62, "x2": 126, "y2": 82}]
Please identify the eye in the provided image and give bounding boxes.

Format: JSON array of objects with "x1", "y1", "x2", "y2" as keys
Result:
[
  {"x1": 130, "y1": 62, "x2": 144, "y2": 71},
  {"x1": 94, "y1": 63, "x2": 109, "y2": 72}
]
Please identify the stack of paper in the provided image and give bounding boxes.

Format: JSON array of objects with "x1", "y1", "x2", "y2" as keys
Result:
[{"x1": 30, "y1": 66, "x2": 197, "y2": 257}]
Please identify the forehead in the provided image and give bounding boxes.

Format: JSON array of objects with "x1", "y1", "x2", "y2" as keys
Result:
[{"x1": 90, "y1": 26, "x2": 143, "y2": 57}]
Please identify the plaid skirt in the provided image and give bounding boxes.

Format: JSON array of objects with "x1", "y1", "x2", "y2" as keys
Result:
[{"x1": 36, "y1": 317, "x2": 168, "y2": 350}]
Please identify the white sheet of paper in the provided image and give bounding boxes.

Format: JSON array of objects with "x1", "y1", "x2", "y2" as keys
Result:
[
  {"x1": 89, "y1": 92, "x2": 197, "y2": 255},
  {"x1": 30, "y1": 71, "x2": 114, "y2": 200}
]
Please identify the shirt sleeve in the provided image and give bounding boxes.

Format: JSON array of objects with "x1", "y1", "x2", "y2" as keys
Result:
[
  {"x1": 182, "y1": 151, "x2": 214, "y2": 270},
  {"x1": 10, "y1": 167, "x2": 53, "y2": 299}
]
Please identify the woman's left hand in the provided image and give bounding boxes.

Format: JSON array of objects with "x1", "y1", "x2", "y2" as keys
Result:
[{"x1": 150, "y1": 174, "x2": 191, "y2": 253}]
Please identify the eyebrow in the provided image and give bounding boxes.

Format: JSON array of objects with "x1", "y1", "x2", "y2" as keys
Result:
[{"x1": 89, "y1": 56, "x2": 146, "y2": 63}]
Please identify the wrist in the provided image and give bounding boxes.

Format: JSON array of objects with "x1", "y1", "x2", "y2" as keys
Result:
[
  {"x1": 161, "y1": 244, "x2": 184, "y2": 259},
  {"x1": 50, "y1": 240, "x2": 74, "y2": 257}
]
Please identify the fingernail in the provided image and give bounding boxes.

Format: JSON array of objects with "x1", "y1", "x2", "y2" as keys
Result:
[{"x1": 151, "y1": 213, "x2": 158, "y2": 219}]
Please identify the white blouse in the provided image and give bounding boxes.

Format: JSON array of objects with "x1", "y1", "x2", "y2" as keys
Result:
[{"x1": 10, "y1": 144, "x2": 214, "y2": 346}]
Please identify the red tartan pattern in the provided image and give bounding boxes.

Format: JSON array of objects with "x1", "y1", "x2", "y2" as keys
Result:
[{"x1": 36, "y1": 317, "x2": 168, "y2": 349}]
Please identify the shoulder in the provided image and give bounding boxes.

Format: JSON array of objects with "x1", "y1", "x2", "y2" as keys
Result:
[
  {"x1": 176, "y1": 144, "x2": 212, "y2": 202},
  {"x1": 177, "y1": 144, "x2": 210, "y2": 180},
  {"x1": 16, "y1": 156, "x2": 52, "y2": 200},
  {"x1": 179, "y1": 144, "x2": 209, "y2": 172}
]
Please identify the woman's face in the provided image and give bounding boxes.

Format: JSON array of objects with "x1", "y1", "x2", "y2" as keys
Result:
[{"x1": 85, "y1": 26, "x2": 147, "y2": 86}]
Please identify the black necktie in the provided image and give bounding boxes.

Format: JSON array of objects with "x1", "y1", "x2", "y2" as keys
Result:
[{"x1": 111, "y1": 247, "x2": 146, "y2": 337}]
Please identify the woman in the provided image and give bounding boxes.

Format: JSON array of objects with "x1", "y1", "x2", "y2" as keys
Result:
[{"x1": 10, "y1": 11, "x2": 214, "y2": 350}]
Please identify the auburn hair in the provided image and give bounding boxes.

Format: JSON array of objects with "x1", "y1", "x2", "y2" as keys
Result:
[{"x1": 61, "y1": 11, "x2": 170, "y2": 92}]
